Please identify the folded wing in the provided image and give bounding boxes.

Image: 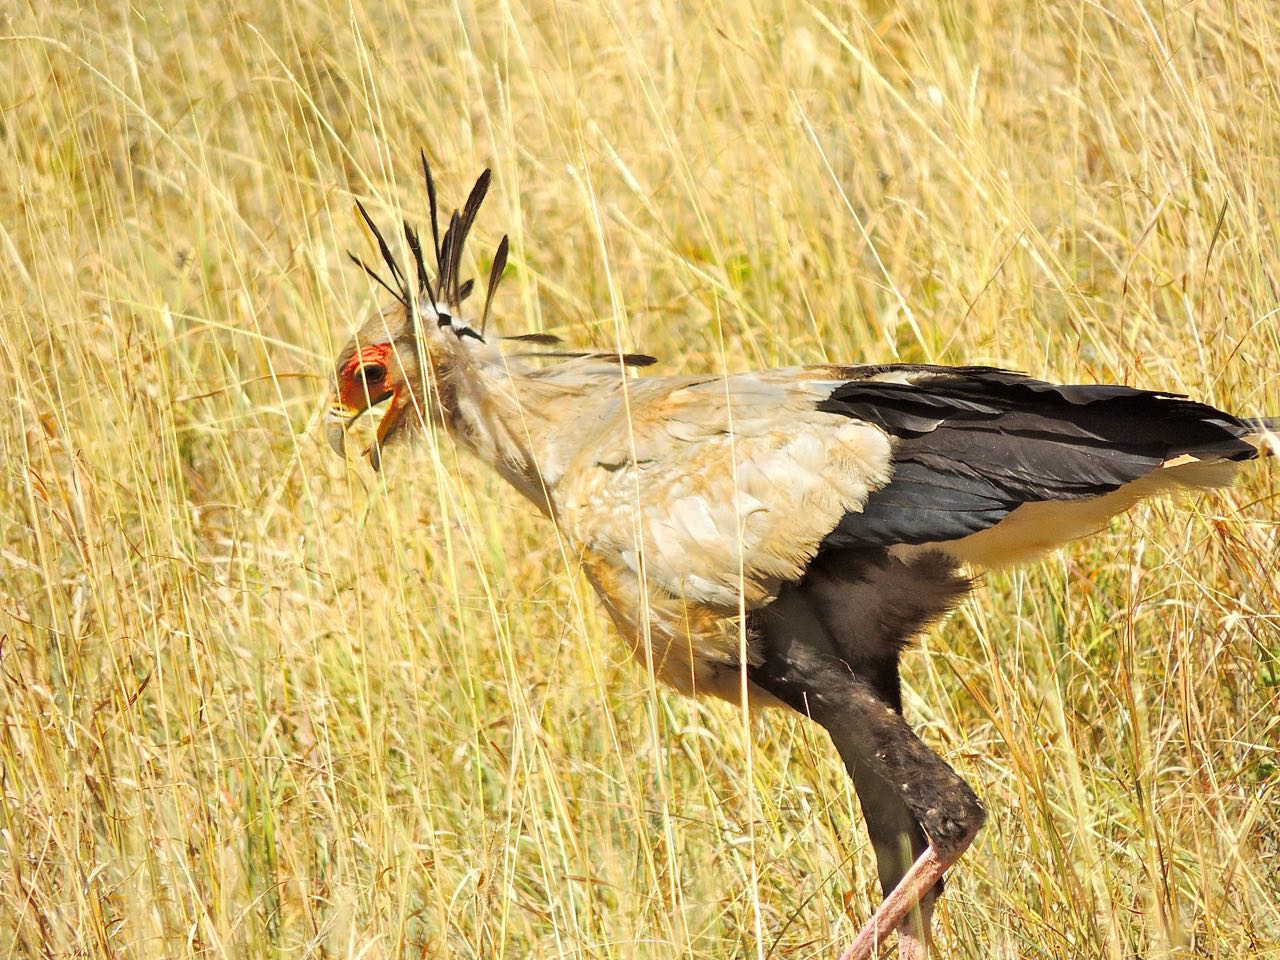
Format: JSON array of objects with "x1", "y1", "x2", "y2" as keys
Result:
[
  {"x1": 559, "y1": 364, "x2": 1265, "y2": 608},
  {"x1": 560, "y1": 371, "x2": 894, "y2": 609},
  {"x1": 817, "y1": 365, "x2": 1263, "y2": 564}
]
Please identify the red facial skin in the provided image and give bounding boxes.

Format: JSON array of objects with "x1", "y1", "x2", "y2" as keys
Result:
[{"x1": 336, "y1": 342, "x2": 395, "y2": 410}]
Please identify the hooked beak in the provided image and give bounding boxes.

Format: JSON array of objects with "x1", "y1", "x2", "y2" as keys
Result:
[
  {"x1": 325, "y1": 399, "x2": 360, "y2": 458},
  {"x1": 325, "y1": 391, "x2": 404, "y2": 471}
]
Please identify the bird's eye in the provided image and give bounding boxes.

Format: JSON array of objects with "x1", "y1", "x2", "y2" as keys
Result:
[{"x1": 354, "y1": 363, "x2": 386, "y2": 385}]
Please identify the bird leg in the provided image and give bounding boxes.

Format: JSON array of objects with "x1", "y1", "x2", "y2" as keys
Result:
[
  {"x1": 748, "y1": 610, "x2": 986, "y2": 960},
  {"x1": 897, "y1": 906, "x2": 933, "y2": 960},
  {"x1": 845, "y1": 757, "x2": 934, "y2": 958},
  {"x1": 820, "y1": 681, "x2": 984, "y2": 958},
  {"x1": 837, "y1": 826, "x2": 979, "y2": 960}
]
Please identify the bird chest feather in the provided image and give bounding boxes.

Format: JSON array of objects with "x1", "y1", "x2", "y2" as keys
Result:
[{"x1": 554, "y1": 375, "x2": 898, "y2": 699}]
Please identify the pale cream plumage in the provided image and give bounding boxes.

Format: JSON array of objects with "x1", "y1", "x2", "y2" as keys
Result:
[{"x1": 555, "y1": 369, "x2": 895, "y2": 696}]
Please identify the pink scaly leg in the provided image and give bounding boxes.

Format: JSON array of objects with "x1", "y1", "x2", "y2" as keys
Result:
[
  {"x1": 896, "y1": 896, "x2": 934, "y2": 960},
  {"x1": 837, "y1": 827, "x2": 979, "y2": 960},
  {"x1": 897, "y1": 928, "x2": 928, "y2": 960}
]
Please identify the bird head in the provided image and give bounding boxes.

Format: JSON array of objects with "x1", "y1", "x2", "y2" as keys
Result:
[{"x1": 325, "y1": 156, "x2": 509, "y2": 470}]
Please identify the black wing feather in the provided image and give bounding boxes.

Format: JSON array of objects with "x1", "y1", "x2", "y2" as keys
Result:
[{"x1": 820, "y1": 366, "x2": 1259, "y2": 548}]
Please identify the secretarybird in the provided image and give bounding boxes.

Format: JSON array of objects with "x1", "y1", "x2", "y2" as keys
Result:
[{"x1": 324, "y1": 161, "x2": 1276, "y2": 959}]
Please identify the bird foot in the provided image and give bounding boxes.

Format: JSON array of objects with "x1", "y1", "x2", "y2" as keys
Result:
[{"x1": 835, "y1": 826, "x2": 979, "y2": 960}]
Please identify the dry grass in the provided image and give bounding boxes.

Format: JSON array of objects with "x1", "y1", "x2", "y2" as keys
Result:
[{"x1": 2, "y1": 1, "x2": 1278, "y2": 957}]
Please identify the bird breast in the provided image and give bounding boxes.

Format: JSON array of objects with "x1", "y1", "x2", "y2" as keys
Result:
[{"x1": 554, "y1": 377, "x2": 897, "y2": 699}]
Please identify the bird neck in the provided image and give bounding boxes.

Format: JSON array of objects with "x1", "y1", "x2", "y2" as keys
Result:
[{"x1": 438, "y1": 360, "x2": 599, "y2": 518}]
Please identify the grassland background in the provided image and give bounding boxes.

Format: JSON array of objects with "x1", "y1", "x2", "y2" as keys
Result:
[{"x1": 2, "y1": 1, "x2": 1279, "y2": 957}]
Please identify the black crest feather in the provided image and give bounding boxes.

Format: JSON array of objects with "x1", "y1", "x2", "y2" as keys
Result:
[
  {"x1": 403, "y1": 221, "x2": 430, "y2": 299},
  {"x1": 504, "y1": 331, "x2": 561, "y2": 345},
  {"x1": 354, "y1": 198, "x2": 407, "y2": 294},
  {"x1": 422, "y1": 150, "x2": 442, "y2": 272},
  {"x1": 516, "y1": 351, "x2": 658, "y2": 368},
  {"x1": 349, "y1": 155, "x2": 509, "y2": 342},
  {"x1": 482, "y1": 234, "x2": 509, "y2": 336},
  {"x1": 347, "y1": 251, "x2": 407, "y2": 306}
]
